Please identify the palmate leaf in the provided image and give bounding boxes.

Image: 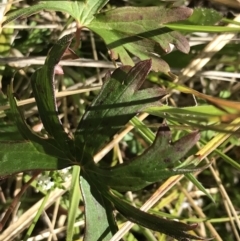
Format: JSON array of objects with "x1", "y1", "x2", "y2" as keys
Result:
[
  {"x1": 3, "y1": 3, "x2": 192, "y2": 75},
  {"x1": 74, "y1": 60, "x2": 167, "y2": 156},
  {"x1": 2, "y1": 0, "x2": 108, "y2": 26},
  {"x1": 88, "y1": 124, "x2": 201, "y2": 191},
  {"x1": 88, "y1": 6, "x2": 193, "y2": 73}
]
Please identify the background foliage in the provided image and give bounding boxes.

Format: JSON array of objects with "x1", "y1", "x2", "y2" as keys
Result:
[{"x1": 0, "y1": 0, "x2": 240, "y2": 241}]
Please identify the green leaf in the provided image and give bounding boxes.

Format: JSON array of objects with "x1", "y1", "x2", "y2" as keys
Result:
[
  {"x1": 144, "y1": 104, "x2": 240, "y2": 132},
  {"x1": 130, "y1": 116, "x2": 215, "y2": 202},
  {"x1": 75, "y1": 0, "x2": 109, "y2": 25},
  {"x1": 200, "y1": 140, "x2": 240, "y2": 171},
  {"x1": 0, "y1": 122, "x2": 24, "y2": 141},
  {"x1": 164, "y1": 24, "x2": 240, "y2": 33},
  {"x1": 88, "y1": 6, "x2": 192, "y2": 73},
  {"x1": 67, "y1": 166, "x2": 81, "y2": 241},
  {"x1": 2, "y1": 0, "x2": 108, "y2": 26},
  {"x1": 178, "y1": 7, "x2": 222, "y2": 26},
  {"x1": 88, "y1": 124, "x2": 201, "y2": 192},
  {"x1": 0, "y1": 141, "x2": 70, "y2": 177},
  {"x1": 8, "y1": 87, "x2": 68, "y2": 159},
  {"x1": 80, "y1": 170, "x2": 118, "y2": 241},
  {"x1": 145, "y1": 105, "x2": 230, "y2": 118},
  {"x1": 75, "y1": 60, "x2": 166, "y2": 156},
  {"x1": 23, "y1": 191, "x2": 51, "y2": 241},
  {"x1": 31, "y1": 34, "x2": 76, "y2": 161},
  {"x1": 3, "y1": 3, "x2": 192, "y2": 74},
  {"x1": 0, "y1": 87, "x2": 70, "y2": 178},
  {"x1": 0, "y1": 28, "x2": 13, "y2": 55},
  {"x1": 98, "y1": 184, "x2": 206, "y2": 241}
]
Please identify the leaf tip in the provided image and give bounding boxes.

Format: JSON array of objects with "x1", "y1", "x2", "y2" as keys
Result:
[{"x1": 138, "y1": 59, "x2": 152, "y2": 69}]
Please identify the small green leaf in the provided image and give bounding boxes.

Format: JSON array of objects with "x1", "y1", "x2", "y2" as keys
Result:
[
  {"x1": 0, "y1": 28, "x2": 13, "y2": 55},
  {"x1": 75, "y1": 60, "x2": 166, "y2": 156},
  {"x1": 89, "y1": 124, "x2": 200, "y2": 191},
  {"x1": 74, "y1": 0, "x2": 109, "y2": 25},
  {"x1": 89, "y1": 6, "x2": 193, "y2": 73},
  {"x1": 80, "y1": 171, "x2": 118, "y2": 241}
]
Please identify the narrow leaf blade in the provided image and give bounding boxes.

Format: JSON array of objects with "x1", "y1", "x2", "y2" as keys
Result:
[
  {"x1": 67, "y1": 166, "x2": 81, "y2": 241},
  {"x1": 31, "y1": 34, "x2": 76, "y2": 160},
  {"x1": 99, "y1": 184, "x2": 207, "y2": 241},
  {"x1": 80, "y1": 171, "x2": 118, "y2": 241}
]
